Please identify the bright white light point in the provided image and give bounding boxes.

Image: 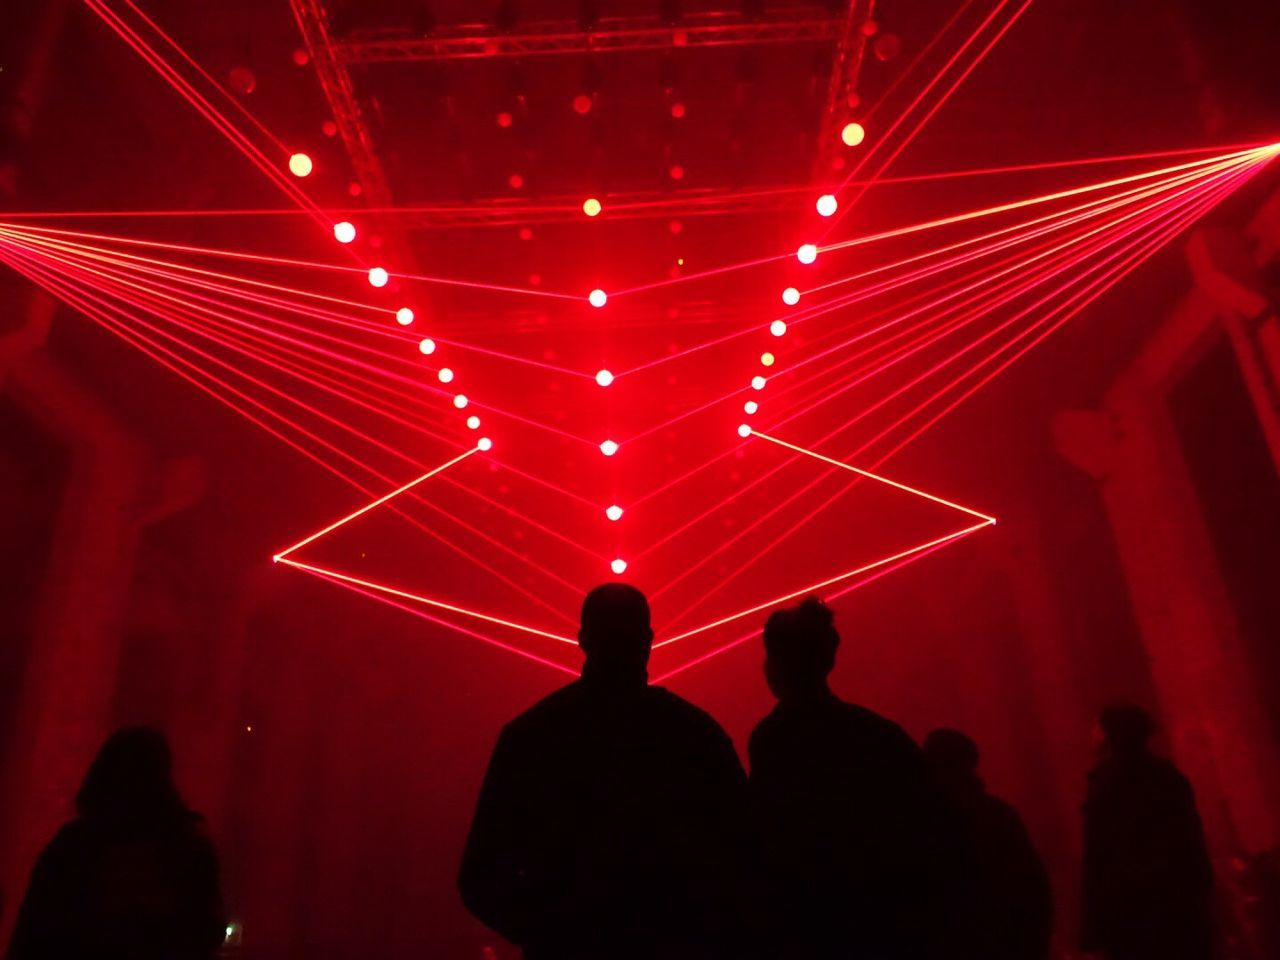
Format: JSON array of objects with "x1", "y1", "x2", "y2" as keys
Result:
[
  {"x1": 738, "y1": 423, "x2": 752, "y2": 438},
  {"x1": 438, "y1": 367, "x2": 454, "y2": 383},
  {"x1": 466, "y1": 415, "x2": 480, "y2": 429},
  {"x1": 396, "y1": 307, "x2": 414, "y2": 325},
  {"x1": 610, "y1": 558, "x2": 628, "y2": 575},
  {"x1": 605, "y1": 504, "x2": 623, "y2": 521},
  {"x1": 751, "y1": 375, "x2": 766, "y2": 390},
  {"x1": 782, "y1": 287, "x2": 800, "y2": 306},
  {"x1": 288, "y1": 152, "x2": 313, "y2": 177},
  {"x1": 477, "y1": 437, "x2": 493, "y2": 452},
  {"x1": 600, "y1": 439, "x2": 619, "y2": 457},
  {"x1": 841, "y1": 121, "x2": 866, "y2": 147},
  {"x1": 816, "y1": 194, "x2": 838, "y2": 217},
  {"x1": 797, "y1": 243, "x2": 818, "y2": 264},
  {"x1": 453, "y1": 394, "x2": 468, "y2": 409},
  {"x1": 368, "y1": 267, "x2": 389, "y2": 287},
  {"x1": 418, "y1": 338, "x2": 435, "y2": 355},
  {"x1": 770, "y1": 319, "x2": 787, "y2": 336},
  {"x1": 595, "y1": 369, "x2": 614, "y2": 387},
  {"x1": 744, "y1": 400, "x2": 758, "y2": 414},
  {"x1": 583, "y1": 197, "x2": 602, "y2": 217},
  {"x1": 761, "y1": 352, "x2": 776, "y2": 367},
  {"x1": 588, "y1": 288, "x2": 608, "y2": 308},
  {"x1": 333, "y1": 221, "x2": 356, "y2": 243}
]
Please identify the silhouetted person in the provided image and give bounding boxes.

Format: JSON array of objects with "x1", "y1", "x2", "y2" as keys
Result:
[
  {"x1": 748, "y1": 597, "x2": 946, "y2": 959},
  {"x1": 458, "y1": 583, "x2": 750, "y2": 960},
  {"x1": 923, "y1": 728, "x2": 1052, "y2": 960},
  {"x1": 1080, "y1": 704, "x2": 1214, "y2": 960},
  {"x1": 6, "y1": 727, "x2": 225, "y2": 960}
]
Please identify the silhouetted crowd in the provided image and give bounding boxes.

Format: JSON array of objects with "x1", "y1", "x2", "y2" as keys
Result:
[{"x1": 6, "y1": 584, "x2": 1218, "y2": 960}]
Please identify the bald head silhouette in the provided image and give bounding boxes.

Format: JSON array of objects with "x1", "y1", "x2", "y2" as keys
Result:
[{"x1": 578, "y1": 582, "x2": 654, "y2": 682}]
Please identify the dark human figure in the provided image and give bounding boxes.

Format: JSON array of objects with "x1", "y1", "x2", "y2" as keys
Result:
[
  {"x1": 748, "y1": 597, "x2": 946, "y2": 959},
  {"x1": 923, "y1": 728, "x2": 1053, "y2": 960},
  {"x1": 6, "y1": 727, "x2": 225, "y2": 960},
  {"x1": 458, "y1": 583, "x2": 750, "y2": 960},
  {"x1": 1080, "y1": 703, "x2": 1214, "y2": 960}
]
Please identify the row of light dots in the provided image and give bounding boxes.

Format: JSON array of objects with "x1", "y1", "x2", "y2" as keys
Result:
[
  {"x1": 292, "y1": 120, "x2": 861, "y2": 577},
  {"x1": 324, "y1": 215, "x2": 493, "y2": 452}
]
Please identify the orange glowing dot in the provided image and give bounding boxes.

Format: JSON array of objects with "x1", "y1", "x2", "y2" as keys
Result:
[
  {"x1": 396, "y1": 307, "x2": 414, "y2": 325},
  {"x1": 288, "y1": 153, "x2": 313, "y2": 177},
  {"x1": 841, "y1": 121, "x2": 866, "y2": 147},
  {"x1": 333, "y1": 221, "x2": 356, "y2": 243},
  {"x1": 760, "y1": 352, "x2": 775, "y2": 367},
  {"x1": 368, "y1": 267, "x2": 389, "y2": 287},
  {"x1": 583, "y1": 197, "x2": 602, "y2": 217},
  {"x1": 605, "y1": 505, "x2": 623, "y2": 521},
  {"x1": 782, "y1": 287, "x2": 800, "y2": 306},
  {"x1": 816, "y1": 194, "x2": 838, "y2": 217}
]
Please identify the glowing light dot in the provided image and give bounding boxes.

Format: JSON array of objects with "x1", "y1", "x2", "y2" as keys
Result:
[
  {"x1": 816, "y1": 194, "x2": 838, "y2": 217},
  {"x1": 669, "y1": 164, "x2": 685, "y2": 180},
  {"x1": 744, "y1": 400, "x2": 759, "y2": 414},
  {"x1": 477, "y1": 437, "x2": 493, "y2": 452},
  {"x1": 610, "y1": 558, "x2": 628, "y2": 575},
  {"x1": 396, "y1": 307, "x2": 414, "y2": 325},
  {"x1": 751, "y1": 375, "x2": 767, "y2": 390},
  {"x1": 496, "y1": 111, "x2": 513, "y2": 128},
  {"x1": 600, "y1": 439, "x2": 619, "y2": 457},
  {"x1": 782, "y1": 287, "x2": 800, "y2": 306},
  {"x1": 368, "y1": 267, "x2": 389, "y2": 288},
  {"x1": 738, "y1": 423, "x2": 752, "y2": 438},
  {"x1": 670, "y1": 102, "x2": 686, "y2": 119},
  {"x1": 770, "y1": 319, "x2": 788, "y2": 337},
  {"x1": 761, "y1": 352, "x2": 775, "y2": 367},
  {"x1": 438, "y1": 367, "x2": 454, "y2": 383},
  {"x1": 508, "y1": 173, "x2": 524, "y2": 189},
  {"x1": 288, "y1": 152, "x2": 313, "y2": 177},
  {"x1": 841, "y1": 121, "x2": 866, "y2": 147},
  {"x1": 588, "y1": 288, "x2": 608, "y2": 308},
  {"x1": 418, "y1": 338, "x2": 436, "y2": 355},
  {"x1": 453, "y1": 394, "x2": 468, "y2": 409},
  {"x1": 583, "y1": 197, "x2": 602, "y2": 217},
  {"x1": 797, "y1": 243, "x2": 818, "y2": 264},
  {"x1": 466, "y1": 415, "x2": 480, "y2": 430},
  {"x1": 333, "y1": 221, "x2": 357, "y2": 244},
  {"x1": 605, "y1": 505, "x2": 623, "y2": 521},
  {"x1": 572, "y1": 94, "x2": 593, "y2": 115},
  {"x1": 595, "y1": 369, "x2": 614, "y2": 387}
]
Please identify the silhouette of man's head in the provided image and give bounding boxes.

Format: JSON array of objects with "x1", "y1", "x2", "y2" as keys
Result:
[
  {"x1": 1098, "y1": 702, "x2": 1154, "y2": 758},
  {"x1": 763, "y1": 597, "x2": 839, "y2": 701},
  {"x1": 77, "y1": 726, "x2": 187, "y2": 822},
  {"x1": 579, "y1": 582, "x2": 653, "y2": 680},
  {"x1": 923, "y1": 728, "x2": 982, "y2": 790}
]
